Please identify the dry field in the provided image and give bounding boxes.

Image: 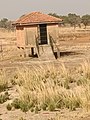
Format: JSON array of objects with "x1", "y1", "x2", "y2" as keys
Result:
[{"x1": 0, "y1": 26, "x2": 90, "y2": 120}]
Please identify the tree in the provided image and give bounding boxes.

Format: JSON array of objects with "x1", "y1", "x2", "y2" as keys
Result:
[
  {"x1": 67, "y1": 13, "x2": 81, "y2": 29},
  {"x1": 0, "y1": 18, "x2": 14, "y2": 30},
  {"x1": 59, "y1": 16, "x2": 68, "y2": 26},
  {"x1": 48, "y1": 13, "x2": 60, "y2": 18},
  {"x1": 0, "y1": 18, "x2": 8, "y2": 28},
  {"x1": 6, "y1": 21, "x2": 15, "y2": 31},
  {"x1": 82, "y1": 14, "x2": 90, "y2": 28}
]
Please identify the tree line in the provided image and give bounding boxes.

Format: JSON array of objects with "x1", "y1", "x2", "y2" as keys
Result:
[
  {"x1": 0, "y1": 18, "x2": 14, "y2": 31},
  {"x1": 0, "y1": 13, "x2": 90, "y2": 30},
  {"x1": 48, "y1": 13, "x2": 90, "y2": 29}
]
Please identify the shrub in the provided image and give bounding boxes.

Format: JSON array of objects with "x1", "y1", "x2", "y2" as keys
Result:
[
  {"x1": 0, "y1": 93, "x2": 9, "y2": 104},
  {"x1": 56, "y1": 99, "x2": 65, "y2": 109},
  {"x1": 35, "y1": 106, "x2": 39, "y2": 114},
  {"x1": 11, "y1": 79, "x2": 17, "y2": 85},
  {"x1": 41, "y1": 103, "x2": 47, "y2": 111},
  {"x1": 19, "y1": 117, "x2": 26, "y2": 120},
  {"x1": 12, "y1": 98, "x2": 21, "y2": 109},
  {"x1": 10, "y1": 62, "x2": 90, "y2": 112},
  {"x1": 12, "y1": 98, "x2": 30, "y2": 112},
  {"x1": 6, "y1": 103, "x2": 12, "y2": 111},
  {"x1": 20, "y1": 102, "x2": 29, "y2": 113},
  {"x1": 28, "y1": 102, "x2": 35, "y2": 109},
  {"x1": 48, "y1": 102, "x2": 56, "y2": 111},
  {"x1": 30, "y1": 107, "x2": 34, "y2": 112}
]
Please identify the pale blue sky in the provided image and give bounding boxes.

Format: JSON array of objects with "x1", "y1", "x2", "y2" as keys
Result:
[{"x1": 0, "y1": 0, "x2": 90, "y2": 20}]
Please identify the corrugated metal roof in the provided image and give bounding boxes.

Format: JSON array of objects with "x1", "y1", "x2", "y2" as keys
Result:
[{"x1": 14, "y1": 12, "x2": 62, "y2": 25}]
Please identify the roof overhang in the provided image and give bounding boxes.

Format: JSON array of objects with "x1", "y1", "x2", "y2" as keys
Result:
[{"x1": 12, "y1": 21, "x2": 63, "y2": 26}]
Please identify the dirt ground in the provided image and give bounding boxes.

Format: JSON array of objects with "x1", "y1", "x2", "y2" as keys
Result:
[{"x1": 0, "y1": 27, "x2": 90, "y2": 120}]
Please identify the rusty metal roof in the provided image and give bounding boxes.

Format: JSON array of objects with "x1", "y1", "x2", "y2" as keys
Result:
[{"x1": 13, "y1": 12, "x2": 62, "y2": 25}]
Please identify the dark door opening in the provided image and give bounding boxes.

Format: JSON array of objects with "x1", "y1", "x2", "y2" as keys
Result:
[{"x1": 39, "y1": 24, "x2": 48, "y2": 45}]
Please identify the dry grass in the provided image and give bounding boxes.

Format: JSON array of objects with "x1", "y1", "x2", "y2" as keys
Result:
[
  {"x1": 6, "y1": 60, "x2": 90, "y2": 113},
  {"x1": 0, "y1": 28, "x2": 16, "y2": 38},
  {"x1": 0, "y1": 27, "x2": 90, "y2": 119},
  {"x1": 0, "y1": 69, "x2": 9, "y2": 92}
]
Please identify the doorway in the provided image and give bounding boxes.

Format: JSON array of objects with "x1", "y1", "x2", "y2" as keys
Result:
[{"x1": 39, "y1": 24, "x2": 48, "y2": 45}]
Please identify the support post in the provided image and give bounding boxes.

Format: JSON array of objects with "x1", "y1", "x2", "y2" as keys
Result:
[{"x1": 31, "y1": 47, "x2": 34, "y2": 56}]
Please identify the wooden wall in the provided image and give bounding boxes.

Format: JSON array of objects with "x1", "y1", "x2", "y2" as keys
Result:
[
  {"x1": 16, "y1": 24, "x2": 59, "y2": 48},
  {"x1": 16, "y1": 26, "x2": 25, "y2": 48},
  {"x1": 16, "y1": 25, "x2": 38, "y2": 48},
  {"x1": 24, "y1": 26, "x2": 37, "y2": 47},
  {"x1": 47, "y1": 24, "x2": 59, "y2": 44}
]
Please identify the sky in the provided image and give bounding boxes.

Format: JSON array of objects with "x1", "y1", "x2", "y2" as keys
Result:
[{"x1": 0, "y1": 0, "x2": 90, "y2": 20}]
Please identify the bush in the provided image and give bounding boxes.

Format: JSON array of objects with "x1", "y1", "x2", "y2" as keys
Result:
[
  {"x1": 48, "y1": 102, "x2": 56, "y2": 111},
  {"x1": 30, "y1": 107, "x2": 34, "y2": 112},
  {"x1": 20, "y1": 102, "x2": 29, "y2": 113},
  {"x1": 0, "y1": 93, "x2": 9, "y2": 104},
  {"x1": 41, "y1": 103, "x2": 47, "y2": 111},
  {"x1": 0, "y1": 81, "x2": 8, "y2": 92},
  {"x1": 12, "y1": 98, "x2": 21, "y2": 109},
  {"x1": 19, "y1": 117, "x2": 26, "y2": 120},
  {"x1": 12, "y1": 99, "x2": 30, "y2": 112},
  {"x1": 10, "y1": 62, "x2": 90, "y2": 112},
  {"x1": 6, "y1": 103, "x2": 12, "y2": 111},
  {"x1": 35, "y1": 106, "x2": 39, "y2": 114}
]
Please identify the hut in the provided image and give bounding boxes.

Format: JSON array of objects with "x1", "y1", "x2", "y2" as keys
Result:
[{"x1": 13, "y1": 12, "x2": 63, "y2": 60}]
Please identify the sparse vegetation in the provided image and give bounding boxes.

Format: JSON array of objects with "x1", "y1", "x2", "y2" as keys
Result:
[
  {"x1": 82, "y1": 15, "x2": 90, "y2": 29},
  {"x1": 19, "y1": 117, "x2": 26, "y2": 120},
  {"x1": 0, "y1": 70, "x2": 8, "y2": 92},
  {"x1": 6, "y1": 103, "x2": 12, "y2": 111},
  {"x1": 0, "y1": 92, "x2": 9, "y2": 104},
  {"x1": 49, "y1": 13, "x2": 90, "y2": 28},
  {"x1": 12, "y1": 98, "x2": 21, "y2": 109},
  {"x1": 0, "y1": 18, "x2": 15, "y2": 31},
  {"x1": 0, "y1": 26, "x2": 90, "y2": 119},
  {"x1": 4, "y1": 61, "x2": 89, "y2": 113}
]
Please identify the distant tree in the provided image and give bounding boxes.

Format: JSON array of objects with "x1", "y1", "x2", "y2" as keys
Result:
[
  {"x1": 67, "y1": 13, "x2": 81, "y2": 29},
  {"x1": 0, "y1": 18, "x2": 8, "y2": 28},
  {"x1": 48, "y1": 13, "x2": 60, "y2": 18},
  {"x1": 76, "y1": 16, "x2": 82, "y2": 28},
  {"x1": 82, "y1": 14, "x2": 90, "y2": 28},
  {"x1": 6, "y1": 21, "x2": 15, "y2": 31},
  {"x1": 0, "y1": 18, "x2": 14, "y2": 30},
  {"x1": 59, "y1": 16, "x2": 68, "y2": 26},
  {"x1": 48, "y1": 13, "x2": 65, "y2": 26}
]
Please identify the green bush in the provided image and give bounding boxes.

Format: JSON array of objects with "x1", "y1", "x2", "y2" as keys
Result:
[
  {"x1": 20, "y1": 102, "x2": 29, "y2": 113},
  {"x1": 12, "y1": 99, "x2": 29, "y2": 112},
  {"x1": 12, "y1": 98, "x2": 21, "y2": 109},
  {"x1": 48, "y1": 102, "x2": 56, "y2": 111}
]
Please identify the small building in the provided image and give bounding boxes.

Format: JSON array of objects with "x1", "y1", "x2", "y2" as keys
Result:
[{"x1": 13, "y1": 12, "x2": 62, "y2": 60}]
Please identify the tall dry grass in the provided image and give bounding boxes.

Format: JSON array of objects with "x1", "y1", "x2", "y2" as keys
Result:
[
  {"x1": 0, "y1": 28, "x2": 16, "y2": 38},
  {"x1": 0, "y1": 69, "x2": 9, "y2": 92},
  {"x1": 11, "y1": 61, "x2": 90, "y2": 112},
  {"x1": 1, "y1": 61, "x2": 90, "y2": 113}
]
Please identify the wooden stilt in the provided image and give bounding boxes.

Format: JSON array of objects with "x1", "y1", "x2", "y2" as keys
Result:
[{"x1": 31, "y1": 47, "x2": 34, "y2": 56}]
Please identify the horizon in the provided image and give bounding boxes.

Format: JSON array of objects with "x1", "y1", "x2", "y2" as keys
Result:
[{"x1": 0, "y1": 0, "x2": 90, "y2": 20}]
